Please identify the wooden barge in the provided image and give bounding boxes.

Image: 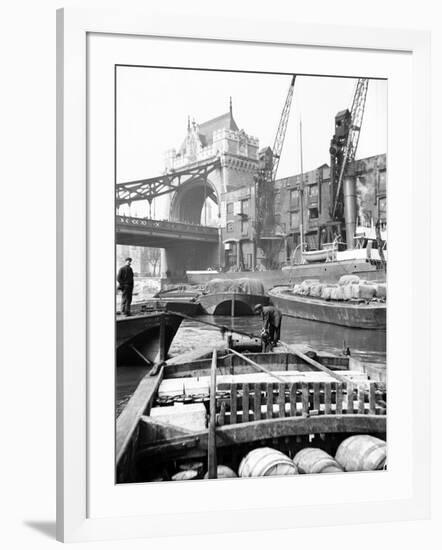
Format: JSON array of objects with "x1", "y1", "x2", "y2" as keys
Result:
[
  {"x1": 130, "y1": 299, "x2": 202, "y2": 317},
  {"x1": 268, "y1": 286, "x2": 386, "y2": 330},
  {"x1": 116, "y1": 346, "x2": 386, "y2": 483},
  {"x1": 116, "y1": 311, "x2": 183, "y2": 366}
]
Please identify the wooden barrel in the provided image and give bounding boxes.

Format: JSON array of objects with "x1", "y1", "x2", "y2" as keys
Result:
[
  {"x1": 293, "y1": 447, "x2": 343, "y2": 474},
  {"x1": 178, "y1": 461, "x2": 204, "y2": 476},
  {"x1": 239, "y1": 447, "x2": 298, "y2": 478},
  {"x1": 204, "y1": 465, "x2": 238, "y2": 479},
  {"x1": 171, "y1": 470, "x2": 199, "y2": 481},
  {"x1": 335, "y1": 435, "x2": 386, "y2": 471}
]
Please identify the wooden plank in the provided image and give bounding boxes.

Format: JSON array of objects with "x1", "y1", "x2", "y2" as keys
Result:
[
  {"x1": 358, "y1": 386, "x2": 366, "y2": 414},
  {"x1": 230, "y1": 383, "x2": 237, "y2": 424},
  {"x1": 242, "y1": 384, "x2": 250, "y2": 422},
  {"x1": 226, "y1": 348, "x2": 288, "y2": 383},
  {"x1": 336, "y1": 383, "x2": 343, "y2": 415},
  {"x1": 218, "y1": 400, "x2": 226, "y2": 426},
  {"x1": 369, "y1": 382, "x2": 376, "y2": 415},
  {"x1": 266, "y1": 383, "x2": 274, "y2": 419},
  {"x1": 278, "y1": 383, "x2": 286, "y2": 418},
  {"x1": 116, "y1": 366, "x2": 164, "y2": 466},
  {"x1": 138, "y1": 416, "x2": 195, "y2": 447},
  {"x1": 289, "y1": 383, "x2": 297, "y2": 417},
  {"x1": 158, "y1": 314, "x2": 167, "y2": 362},
  {"x1": 301, "y1": 382, "x2": 309, "y2": 416},
  {"x1": 313, "y1": 382, "x2": 320, "y2": 413},
  {"x1": 208, "y1": 349, "x2": 218, "y2": 479},
  {"x1": 324, "y1": 383, "x2": 332, "y2": 415},
  {"x1": 347, "y1": 385, "x2": 354, "y2": 414},
  {"x1": 296, "y1": 383, "x2": 303, "y2": 416},
  {"x1": 254, "y1": 383, "x2": 262, "y2": 421},
  {"x1": 137, "y1": 415, "x2": 387, "y2": 461},
  {"x1": 281, "y1": 344, "x2": 356, "y2": 386}
]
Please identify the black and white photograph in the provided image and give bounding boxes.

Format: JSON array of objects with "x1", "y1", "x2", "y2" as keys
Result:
[{"x1": 115, "y1": 67, "x2": 387, "y2": 483}]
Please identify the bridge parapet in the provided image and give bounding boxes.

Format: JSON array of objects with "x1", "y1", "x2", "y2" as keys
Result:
[{"x1": 117, "y1": 216, "x2": 219, "y2": 239}]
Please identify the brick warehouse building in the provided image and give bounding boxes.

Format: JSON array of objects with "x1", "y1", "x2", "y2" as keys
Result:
[{"x1": 221, "y1": 153, "x2": 386, "y2": 270}]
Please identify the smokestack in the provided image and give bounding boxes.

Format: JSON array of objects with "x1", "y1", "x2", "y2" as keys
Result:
[{"x1": 343, "y1": 175, "x2": 357, "y2": 249}]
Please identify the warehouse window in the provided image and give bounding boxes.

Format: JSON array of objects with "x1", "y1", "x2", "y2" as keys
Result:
[
  {"x1": 290, "y1": 189, "x2": 300, "y2": 208},
  {"x1": 227, "y1": 222, "x2": 234, "y2": 232},
  {"x1": 226, "y1": 202, "x2": 234, "y2": 215},
  {"x1": 309, "y1": 207, "x2": 319, "y2": 219},
  {"x1": 290, "y1": 211, "x2": 300, "y2": 228},
  {"x1": 241, "y1": 199, "x2": 249, "y2": 215},
  {"x1": 309, "y1": 184, "x2": 318, "y2": 197}
]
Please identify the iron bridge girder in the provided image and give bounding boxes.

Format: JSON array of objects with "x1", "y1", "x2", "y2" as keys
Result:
[{"x1": 116, "y1": 158, "x2": 221, "y2": 206}]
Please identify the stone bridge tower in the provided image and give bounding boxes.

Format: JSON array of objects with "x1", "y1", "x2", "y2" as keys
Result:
[{"x1": 162, "y1": 101, "x2": 260, "y2": 276}]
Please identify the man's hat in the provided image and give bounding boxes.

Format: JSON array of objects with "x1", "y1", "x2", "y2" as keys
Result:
[
  {"x1": 254, "y1": 304, "x2": 263, "y2": 313},
  {"x1": 125, "y1": 257, "x2": 133, "y2": 262}
]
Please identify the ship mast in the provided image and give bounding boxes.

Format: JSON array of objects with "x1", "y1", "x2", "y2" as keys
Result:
[{"x1": 299, "y1": 119, "x2": 305, "y2": 258}]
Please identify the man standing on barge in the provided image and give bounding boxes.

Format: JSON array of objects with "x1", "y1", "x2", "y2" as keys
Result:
[
  {"x1": 254, "y1": 304, "x2": 282, "y2": 351},
  {"x1": 117, "y1": 257, "x2": 134, "y2": 316}
]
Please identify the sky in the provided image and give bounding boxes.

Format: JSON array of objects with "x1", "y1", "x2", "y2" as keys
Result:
[{"x1": 116, "y1": 66, "x2": 387, "y2": 216}]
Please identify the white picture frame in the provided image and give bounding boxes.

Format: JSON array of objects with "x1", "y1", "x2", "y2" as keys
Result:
[{"x1": 57, "y1": 7, "x2": 431, "y2": 543}]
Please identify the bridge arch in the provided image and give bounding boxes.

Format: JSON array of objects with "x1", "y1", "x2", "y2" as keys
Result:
[{"x1": 170, "y1": 178, "x2": 219, "y2": 225}]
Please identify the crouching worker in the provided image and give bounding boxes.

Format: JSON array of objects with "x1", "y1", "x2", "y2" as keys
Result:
[{"x1": 254, "y1": 304, "x2": 282, "y2": 352}]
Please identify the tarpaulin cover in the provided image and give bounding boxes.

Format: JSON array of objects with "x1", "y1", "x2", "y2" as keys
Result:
[
  {"x1": 236, "y1": 277, "x2": 265, "y2": 295},
  {"x1": 204, "y1": 278, "x2": 265, "y2": 295},
  {"x1": 339, "y1": 275, "x2": 361, "y2": 286},
  {"x1": 292, "y1": 278, "x2": 385, "y2": 303},
  {"x1": 351, "y1": 283, "x2": 376, "y2": 300},
  {"x1": 321, "y1": 286, "x2": 333, "y2": 300},
  {"x1": 309, "y1": 284, "x2": 324, "y2": 298},
  {"x1": 330, "y1": 286, "x2": 345, "y2": 301},
  {"x1": 359, "y1": 283, "x2": 377, "y2": 300},
  {"x1": 343, "y1": 284, "x2": 354, "y2": 301},
  {"x1": 375, "y1": 283, "x2": 387, "y2": 299},
  {"x1": 299, "y1": 279, "x2": 321, "y2": 296}
]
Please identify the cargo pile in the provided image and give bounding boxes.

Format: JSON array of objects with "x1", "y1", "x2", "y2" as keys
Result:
[
  {"x1": 292, "y1": 276, "x2": 386, "y2": 303},
  {"x1": 204, "y1": 277, "x2": 265, "y2": 296},
  {"x1": 164, "y1": 435, "x2": 386, "y2": 482}
]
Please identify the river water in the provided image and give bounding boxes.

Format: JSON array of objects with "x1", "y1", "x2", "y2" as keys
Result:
[{"x1": 116, "y1": 314, "x2": 386, "y2": 415}]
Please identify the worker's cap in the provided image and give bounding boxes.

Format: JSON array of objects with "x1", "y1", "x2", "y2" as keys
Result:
[
  {"x1": 253, "y1": 304, "x2": 263, "y2": 313},
  {"x1": 125, "y1": 257, "x2": 133, "y2": 262}
]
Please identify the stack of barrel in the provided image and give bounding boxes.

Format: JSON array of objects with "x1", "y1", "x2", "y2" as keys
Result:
[
  {"x1": 292, "y1": 276, "x2": 386, "y2": 303},
  {"x1": 169, "y1": 435, "x2": 386, "y2": 481},
  {"x1": 238, "y1": 435, "x2": 386, "y2": 478}
]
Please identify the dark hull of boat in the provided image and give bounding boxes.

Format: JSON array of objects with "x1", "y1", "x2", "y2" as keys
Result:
[
  {"x1": 198, "y1": 292, "x2": 269, "y2": 315},
  {"x1": 131, "y1": 299, "x2": 202, "y2": 316},
  {"x1": 116, "y1": 312, "x2": 183, "y2": 365},
  {"x1": 269, "y1": 287, "x2": 386, "y2": 330}
]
